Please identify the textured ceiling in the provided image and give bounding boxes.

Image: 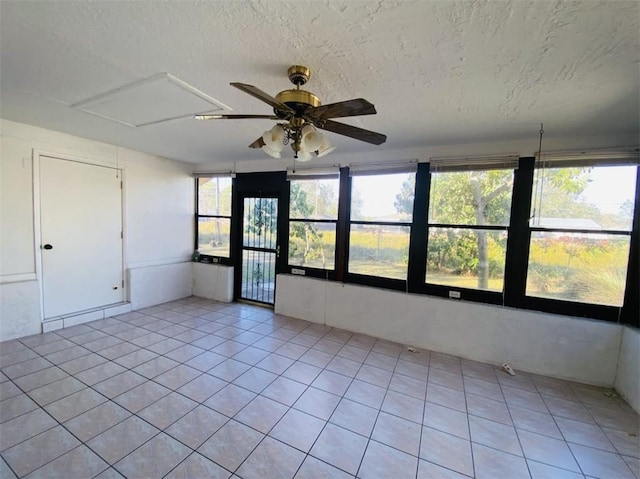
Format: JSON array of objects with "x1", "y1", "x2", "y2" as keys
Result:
[{"x1": 1, "y1": 0, "x2": 638, "y2": 168}]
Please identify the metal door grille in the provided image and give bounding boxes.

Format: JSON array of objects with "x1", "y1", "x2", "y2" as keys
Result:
[{"x1": 241, "y1": 197, "x2": 278, "y2": 304}]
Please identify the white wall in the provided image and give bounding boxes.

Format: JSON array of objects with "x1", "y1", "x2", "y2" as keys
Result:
[
  {"x1": 193, "y1": 263, "x2": 234, "y2": 303},
  {"x1": 275, "y1": 275, "x2": 622, "y2": 387},
  {"x1": 0, "y1": 119, "x2": 194, "y2": 341},
  {"x1": 0, "y1": 281, "x2": 41, "y2": 340},
  {"x1": 615, "y1": 326, "x2": 640, "y2": 413},
  {"x1": 128, "y1": 263, "x2": 193, "y2": 310}
]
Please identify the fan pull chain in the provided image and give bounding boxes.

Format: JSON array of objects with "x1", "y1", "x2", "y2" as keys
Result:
[{"x1": 531, "y1": 123, "x2": 545, "y2": 224}]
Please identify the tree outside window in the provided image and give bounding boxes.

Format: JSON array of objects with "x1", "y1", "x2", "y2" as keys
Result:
[
  {"x1": 526, "y1": 165, "x2": 636, "y2": 306},
  {"x1": 288, "y1": 178, "x2": 339, "y2": 270},
  {"x1": 197, "y1": 177, "x2": 232, "y2": 258}
]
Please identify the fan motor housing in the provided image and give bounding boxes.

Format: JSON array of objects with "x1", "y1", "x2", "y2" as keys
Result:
[
  {"x1": 275, "y1": 89, "x2": 320, "y2": 118},
  {"x1": 287, "y1": 65, "x2": 311, "y2": 86}
]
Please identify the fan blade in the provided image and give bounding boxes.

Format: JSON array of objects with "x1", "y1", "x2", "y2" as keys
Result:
[
  {"x1": 305, "y1": 98, "x2": 376, "y2": 120},
  {"x1": 231, "y1": 83, "x2": 294, "y2": 115},
  {"x1": 317, "y1": 119, "x2": 387, "y2": 145},
  {"x1": 195, "y1": 114, "x2": 278, "y2": 120},
  {"x1": 248, "y1": 136, "x2": 266, "y2": 149}
]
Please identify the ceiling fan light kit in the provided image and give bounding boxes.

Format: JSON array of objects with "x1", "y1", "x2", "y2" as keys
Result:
[
  {"x1": 261, "y1": 125, "x2": 286, "y2": 158},
  {"x1": 196, "y1": 65, "x2": 386, "y2": 161},
  {"x1": 316, "y1": 134, "x2": 336, "y2": 158},
  {"x1": 299, "y1": 125, "x2": 323, "y2": 152}
]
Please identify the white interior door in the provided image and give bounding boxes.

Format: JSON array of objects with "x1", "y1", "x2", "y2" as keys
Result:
[{"x1": 40, "y1": 156, "x2": 124, "y2": 319}]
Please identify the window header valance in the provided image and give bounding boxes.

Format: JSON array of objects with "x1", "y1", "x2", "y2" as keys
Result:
[
  {"x1": 286, "y1": 166, "x2": 340, "y2": 180},
  {"x1": 349, "y1": 160, "x2": 418, "y2": 177},
  {"x1": 193, "y1": 171, "x2": 236, "y2": 178},
  {"x1": 536, "y1": 148, "x2": 639, "y2": 168},
  {"x1": 429, "y1": 155, "x2": 519, "y2": 172}
]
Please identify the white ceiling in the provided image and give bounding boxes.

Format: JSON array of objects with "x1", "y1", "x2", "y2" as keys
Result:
[{"x1": 1, "y1": 1, "x2": 638, "y2": 168}]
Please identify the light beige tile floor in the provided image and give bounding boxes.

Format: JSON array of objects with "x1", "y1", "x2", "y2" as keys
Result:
[{"x1": 0, "y1": 297, "x2": 638, "y2": 478}]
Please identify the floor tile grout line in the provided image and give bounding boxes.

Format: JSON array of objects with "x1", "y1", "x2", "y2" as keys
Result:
[
  {"x1": 455, "y1": 356, "x2": 477, "y2": 479},
  {"x1": 277, "y1": 336, "x2": 373, "y2": 479},
  {"x1": 529, "y1": 372, "x2": 588, "y2": 477},
  {"x1": 3, "y1": 330, "x2": 450, "y2": 448},
  {"x1": 71, "y1": 312, "x2": 249, "y2": 474},
  {"x1": 24, "y1": 442, "x2": 111, "y2": 479},
  {"x1": 1, "y1": 381, "x2": 120, "y2": 478},
  {"x1": 0, "y1": 446, "x2": 20, "y2": 478},
  {"x1": 494, "y1": 372, "x2": 532, "y2": 479},
  {"x1": 100, "y1": 309, "x2": 344, "y2": 477},
  {"x1": 351, "y1": 347, "x2": 400, "y2": 478},
  {"x1": 1, "y1": 311, "x2": 238, "y2": 472},
  {"x1": 88, "y1": 384, "x2": 234, "y2": 476},
  {"x1": 3, "y1": 297, "x2": 639, "y2": 479},
  {"x1": 0, "y1": 359, "x2": 149, "y2": 473},
  {"x1": 8, "y1": 333, "x2": 410, "y2": 478},
  {"x1": 186, "y1": 311, "x2": 338, "y2": 477},
  {"x1": 265, "y1": 332, "x2": 402, "y2": 477},
  {"x1": 415, "y1": 349, "x2": 432, "y2": 479}
]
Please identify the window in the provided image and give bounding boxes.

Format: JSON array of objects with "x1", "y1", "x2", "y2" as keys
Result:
[
  {"x1": 196, "y1": 176, "x2": 232, "y2": 259},
  {"x1": 275, "y1": 157, "x2": 637, "y2": 321},
  {"x1": 526, "y1": 164, "x2": 636, "y2": 306},
  {"x1": 426, "y1": 168, "x2": 514, "y2": 292},
  {"x1": 348, "y1": 171, "x2": 414, "y2": 280},
  {"x1": 288, "y1": 177, "x2": 339, "y2": 270}
]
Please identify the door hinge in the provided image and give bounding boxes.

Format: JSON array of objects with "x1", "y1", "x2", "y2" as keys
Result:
[
  {"x1": 120, "y1": 231, "x2": 123, "y2": 239},
  {"x1": 120, "y1": 181, "x2": 123, "y2": 189},
  {"x1": 122, "y1": 279, "x2": 124, "y2": 287}
]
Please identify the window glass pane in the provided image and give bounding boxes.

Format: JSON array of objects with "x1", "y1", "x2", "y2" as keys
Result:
[
  {"x1": 289, "y1": 221, "x2": 336, "y2": 269},
  {"x1": 429, "y1": 170, "x2": 514, "y2": 226},
  {"x1": 198, "y1": 177, "x2": 232, "y2": 216},
  {"x1": 197, "y1": 218, "x2": 230, "y2": 257},
  {"x1": 348, "y1": 224, "x2": 410, "y2": 279},
  {"x1": 526, "y1": 231, "x2": 630, "y2": 306},
  {"x1": 350, "y1": 173, "x2": 414, "y2": 222},
  {"x1": 426, "y1": 228, "x2": 507, "y2": 292},
  {"x1": 290, "y1": 179, "x2": 339, "y2": 220},
  {"x1": 530, "y1": 165, "x2": 636, "y2": 231}
]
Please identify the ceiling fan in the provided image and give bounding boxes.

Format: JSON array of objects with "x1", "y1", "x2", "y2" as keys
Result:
[{"x1": 195, "y1": 65, "x2": 387, "y2": 161}]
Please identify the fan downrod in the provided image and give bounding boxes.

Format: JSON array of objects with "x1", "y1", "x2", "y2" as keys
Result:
[{"x1": 287, "y1": 65, "x2": 310, "y2": 86}]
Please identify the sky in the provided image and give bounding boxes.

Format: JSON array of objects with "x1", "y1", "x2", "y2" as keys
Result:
[
  {"x1": 580, "y1": 165, "x2": 636, "y2": 215},
  {"x1": 353, "y1": 165, "x2": 637, "y2": 219},
  {"x1": 353, "y1": 173, "x2": 410, "y2": 218}
]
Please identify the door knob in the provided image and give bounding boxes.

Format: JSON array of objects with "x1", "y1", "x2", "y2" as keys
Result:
[{"x1": 43, "y1": 244, "x2": 53, "y2": 250}]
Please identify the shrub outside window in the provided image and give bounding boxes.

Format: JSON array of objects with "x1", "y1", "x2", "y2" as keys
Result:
[
  {"x1": 288, "y1": 178, "x2": 339, "y2": 270},
  {"x1": 526, "y1": 164, "x2": 636, "y2": 306},
  {"x1": 348, "y1": 171, "x2": 415, "y2": 280},
  {"x1": 196, "y1": 176, "x2": 232, "y2": 258},
  {"x1": 426, "y1": 168, "x2": 514, "y2": 292}
]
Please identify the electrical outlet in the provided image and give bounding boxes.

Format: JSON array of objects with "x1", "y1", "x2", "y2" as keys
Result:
[
  {"x1": 291, "y1": 268, "x2": 306, "y2": 275},
  {"x1": 449, "y1": 290, "x2": 461, "y2": 299}
]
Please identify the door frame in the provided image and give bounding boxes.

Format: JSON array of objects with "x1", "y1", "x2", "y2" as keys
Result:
[
  {"x1": 32, "y1": 149, "x2": 127, "y2": 321},
  {"x1": 232, "y1": 172, "x2": 289, "y2": 305}
]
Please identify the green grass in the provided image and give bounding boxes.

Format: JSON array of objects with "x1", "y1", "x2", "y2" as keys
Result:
[
  {"x1": 426, "y1": 272, "x2": 503, "y2": 292},
  {"x1": 348, "y1": 260, "x2": 408, "y2": 280}
]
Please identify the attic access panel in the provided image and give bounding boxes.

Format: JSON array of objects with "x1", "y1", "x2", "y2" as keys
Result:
[{"x1": 71, "y1": 73, "x2": 231, "y2": 127}]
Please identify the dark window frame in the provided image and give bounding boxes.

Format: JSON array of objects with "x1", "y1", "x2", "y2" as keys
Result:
[
  {"x1": 518, "y1": 161, "x2": 638, "y2": 322},
  {"x1": 195, "y1": 157, "x2": 638, "y2": 326},
  {"x1": 194, "y1": 176, "x2": 234, "y2": 266},
  {"x1": 339, "y1": 158, "x2": 639, "y2": 323},
  {"x1": 286, "y1": 176, "x2": 340, "y2": 280},
  {"x1": 410, "y1": 163, "x2": 517, "y2": 305},
  {"x1": 345, "y1": 169, "x2": 416, "y2": 289}
]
